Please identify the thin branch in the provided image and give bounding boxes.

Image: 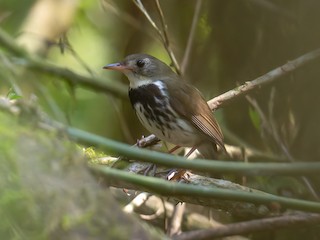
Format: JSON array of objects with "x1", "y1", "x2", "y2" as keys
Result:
[
  {"x1": 123, "y1": 192, "x2": 150, "y2": 213},
  {"x1": 0, "y1": 28, "x2": 127, "y2": 98},
  {"x1": 154, "y1": 0, "x2": 181, "y2": 75},
  {"x1": 181, "y1": 0, "x2": 203, "y2": 73},
  {"x1": 91, "y1": 165, "x2": 320, "y2": 213},
  {"x1": 208, "y1": 48, "x2": 320, "y2": 110},
  {"x1": 132, "y1": 0, "x2": 181, "y2": 75},
  {"x1": 167, "y1": 203, "x2": 185, "y2": 237},
  {"x1": 114, "y1": 48, "x2": 320, "y2": 152},
  {"x1": 268, "y1": 89, "x2": 319, "y2": 200},
  {"x1": 247, "y1": 93, "x2": 319, "y2": 200},
  {"x1": 174, "y1": 213, "x2": 320, "y2": 240},
  {"x1": 101, "y1": 0, "x2": 157, "y2": 41}
]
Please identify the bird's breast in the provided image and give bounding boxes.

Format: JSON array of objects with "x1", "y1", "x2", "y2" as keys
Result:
[{"x1": 128, "y1": 81, "x2": 200, "y2": 146}]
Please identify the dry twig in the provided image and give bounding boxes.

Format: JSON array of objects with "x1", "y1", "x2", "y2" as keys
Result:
[
  {"x1": 133, "y1": 0, "x2": 181, "y2": 75},
  {"x1": 174, "y1": 213, "x2": 320, "y2": 240},
  {"x1": 181, "y1": 0, "x2": 203, "y2": 74},
  {"x1": 208, "y1": 48, "x2": 320, "y2": 110}
]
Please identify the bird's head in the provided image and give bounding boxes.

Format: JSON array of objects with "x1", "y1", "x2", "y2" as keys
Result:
[{"x1": 103, "y1": 54, "x2": 176, "y2": 87}]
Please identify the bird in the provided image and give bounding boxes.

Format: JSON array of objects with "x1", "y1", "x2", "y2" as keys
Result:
[{"x1": 103, "y1": 54, "x2": 226, "y2": 159}]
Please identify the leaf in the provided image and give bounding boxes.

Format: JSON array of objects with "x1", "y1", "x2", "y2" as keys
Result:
[
  {"x1": 6, "y1": 88, "x2": 22, "y2": 100},
  {"x1": 249, "y1": 107, "x2": 261, "y2": 131}
]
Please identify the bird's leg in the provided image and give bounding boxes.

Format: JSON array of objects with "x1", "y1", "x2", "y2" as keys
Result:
[
  {"x1": 141, "y1": 163, "x2": 157, "y2": 176},
  {"x1": 163, "y1": 146, "x2": 197, "y2": 181},
  {"x1": 168, "y1": 145, "x2": 181, "y2": 154},
  {"x1": 167, "y1": 146, "x2": 198, "y2": 181},
  {"x1": 185, "y1": 146, "x2": 197, "y2": 158}
]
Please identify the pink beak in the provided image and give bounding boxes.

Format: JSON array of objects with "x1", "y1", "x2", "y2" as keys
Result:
[{"x1": 103, "y1": 62, "x2": 131, "y2": 72}]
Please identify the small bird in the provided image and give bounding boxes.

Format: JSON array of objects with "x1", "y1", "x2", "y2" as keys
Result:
[{"x1": 103, "y1": 54, "x2": 225, "y2": 159}]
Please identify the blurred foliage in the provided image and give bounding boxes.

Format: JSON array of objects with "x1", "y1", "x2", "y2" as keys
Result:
[
  {"x1": 1, "y1": 0, "x2": 320, "y2": 239},
  {"x1": 0, "y1": 110, "x2": 162, "y2": 240}
]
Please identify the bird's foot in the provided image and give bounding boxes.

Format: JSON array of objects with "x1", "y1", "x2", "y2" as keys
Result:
[
  {"x1": 138, "y1": 163, "x2": 157, "y2": 176},
  {"x1": 155, "y1": 168, "x2": 190, "y2": 182},
  {"x1": 167, "y1": 169, "x2": 190, "y2": 182},
  {"x1": 168, "y1": 145, "x2": 181, "y2": 154}
]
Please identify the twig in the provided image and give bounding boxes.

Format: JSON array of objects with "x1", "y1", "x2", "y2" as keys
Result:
[
  {"x1": 247, "y1": 94, "x2": 319, "y2": 200},
  {"x1": 114, "y1": 48, "x2": 320, "y2": 151},
  {"x1": 154, "y1": 0, "x2": 181, "y2": 75},
  {"x1": 267, "y1": 89, "x2": 319, "y2": 200},
  {"x1": 174, "y1": 213, "x2": 320, "y2": 240},
  {"x1": 101, "y1": 0, "x2": 156, "y2": 40},
  {"x1": 208, "y1": 48, "x2": 320, "y2": 110},
  {"x1": 132, "y1": 0, "x2": 181, "y2": 75},
  {"x1": 0, "y1": 28, "x2": 127, "y2": 98},
  {"x1": 58, "y1": 34, "x2": 94, "y2": 75},
  {"x1": 181, "y1": 0, "x2": 203, "y2": 74},
  {"x1": 123, "y1": 192, "x2": 150, "y2": 213},
  {"x1": 167, "y1": 203, "x2": 186, "y2": 236}
]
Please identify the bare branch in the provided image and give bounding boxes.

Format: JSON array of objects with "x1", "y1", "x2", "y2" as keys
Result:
[
  {"x1": 174, "y1": 213, "x2": 320, "y2": 240},
  {"x1": 0, "y1": 28, "x2": 128, "y2": 98},
  {"x1": 154, "y1": 0, "x2": 181, "y2": 75},
  {"x1": 181, "y1": 0, "x2": 203, "y2": 74},
  {"x1": 167, "y1": 203, "x2": 186, "y2": 237},
  {"x1": 132, "y1": 0, "x2": 181, "y2": 75},
  {"x1": 208, "y1": 48, "x2": 320, "y2": 110},
  {"x1": 247, "y1": 92, "x2": 320, "y2": 200},
  {"x1": 121, "y1": 48, "x2": 320, "y2": 154}
]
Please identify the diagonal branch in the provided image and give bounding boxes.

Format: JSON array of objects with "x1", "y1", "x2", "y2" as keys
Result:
[
  {"x1": 181, "y1": 0, "x2": 203, "y2": 73},
  {"x1": 126, "y1": 48, "x2": 320, "y2": 150},
  {"x1": 208, "y1": 48, "x2": 320, "y2": 110},
  {"x1": 0, "y1": 28, "x2": 127, "y2": 98},
  {"x1": 133, "y1": 0, "x2": 181, "y2": 75}
]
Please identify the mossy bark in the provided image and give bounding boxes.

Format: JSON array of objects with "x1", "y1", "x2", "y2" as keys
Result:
[{"x1": 0, "y1": 111, "x2": 164, "y2": 240}]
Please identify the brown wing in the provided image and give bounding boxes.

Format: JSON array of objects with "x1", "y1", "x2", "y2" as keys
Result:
[{"x1": 165, "y1": 79, "x2": 225, "y2": 151}]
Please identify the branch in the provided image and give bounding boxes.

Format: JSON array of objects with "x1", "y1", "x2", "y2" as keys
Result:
[
  {"x1": 133, "y1": 0, "x2": 181, "y2": 75},
  {"x1": 247, "y1": 94, "x2": 319, "y2": 200},
  {"x1": 126, "y1": 48, "x2": 320, "y2": 149},
  {"x1": 0, "y1": 28, "x2": 127, "y2": 98},
  {"x1": 2, "y1": 99, "x2": 320, "y2": 215},
  {"x1": 174, "y1": 213, "x2": 320, "y2": 240},
  {"x1": 67, "y1": 126, "x2": 320, "y2": 176},
  {"x1": 90, "y1": 165, "x2": 320, "y2": 213},
  {"x1": 181, "y1": 0, "x2": 203, "y2": 73},
  {"x1": 154, "y1": 0, "x2": 181, "y2": 75},
  {"x1": 208, "y1": 48, "x2": 320, "y2": 110},
  {"x1": 2, "y1": 99, "x2": 320, "y2": 177}
]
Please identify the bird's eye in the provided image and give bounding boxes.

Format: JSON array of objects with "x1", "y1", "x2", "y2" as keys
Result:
[{"x1": 136, "y1": 59, "x2": 145, "y2": 68}]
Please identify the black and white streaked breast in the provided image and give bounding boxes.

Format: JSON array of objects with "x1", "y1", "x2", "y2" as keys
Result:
[{"x1": 128, "y1": 80, "x2": 198, "y2": 146}]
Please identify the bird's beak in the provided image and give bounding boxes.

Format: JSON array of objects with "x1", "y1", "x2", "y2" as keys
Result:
[{"x1": 103, "y1": 62, "x2": 131, "y2": 72}]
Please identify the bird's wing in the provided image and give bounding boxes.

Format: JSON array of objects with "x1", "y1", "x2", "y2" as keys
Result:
[{"x1": 166, "y1": 79, "x2": 225, "y2": 150}]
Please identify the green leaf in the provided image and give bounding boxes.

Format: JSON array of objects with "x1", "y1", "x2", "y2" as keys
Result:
[
  {"x1": 6, "y1": 88, "x2": 22, "y2": 100},
  {"x1": 249, "y1": 107, "x2": 261, "y2": 131}
]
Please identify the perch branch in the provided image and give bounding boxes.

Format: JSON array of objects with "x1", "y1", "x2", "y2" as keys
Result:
[
  {"x1": 90, "y1": 165, "x2": 320, "y2": 214},
  {"x1": 125, "y1": 48, "x2": 320, "y2": 150},
  {"x1": 66, "y1": 126, "x2": 320, "y2": 176}
]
